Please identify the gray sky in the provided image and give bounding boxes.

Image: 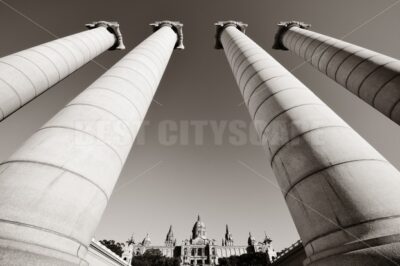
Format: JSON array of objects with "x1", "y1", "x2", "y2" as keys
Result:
[{"x1": 0, "y1": 0, "x2": 399, "y2": 251}]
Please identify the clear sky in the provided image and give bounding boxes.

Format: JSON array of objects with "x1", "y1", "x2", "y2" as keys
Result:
[{"x1": 0, "y1": 0, "x2": 399, "y2": 252}]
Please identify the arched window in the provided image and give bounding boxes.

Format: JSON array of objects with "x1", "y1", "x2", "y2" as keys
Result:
[
  {"x1": 212, "y1": 248, "x2": 216, "y2": 256},
  {"x1": 184, "y1": 248, "x2": 188, "y2": 255}
]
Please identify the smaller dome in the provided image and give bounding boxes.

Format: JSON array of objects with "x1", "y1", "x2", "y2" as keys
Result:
[{"x1": 141, "y1": 233, "x2": 151, "y2": 246}]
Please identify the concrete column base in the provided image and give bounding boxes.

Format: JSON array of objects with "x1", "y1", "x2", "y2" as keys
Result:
[
  {"x1": 306, "y1": 241, "x2": 400, "y2": 266},
  {"x1": 0, "y1": 246, "x2": 86, "y2": 266}
]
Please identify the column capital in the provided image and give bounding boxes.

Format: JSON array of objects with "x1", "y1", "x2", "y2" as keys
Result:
[
  {"x1": 86, "y1": 21, "x2": 125, "y2": 50},
  {"x1": 273, "y1": 21, "x2": 311, "y2": 50},
  {"x1": 150, "y1": 21, "x2": 184, "y2": 50},
  {"x1": 214, "y1": 21, "x2": 248, "y2": 49}
]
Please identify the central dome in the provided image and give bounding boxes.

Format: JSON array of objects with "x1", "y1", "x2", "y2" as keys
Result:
[
  {"x1": 193, "y1": 215, "x2": 205, "y2": 228},
  {"x1": 192, "y1": 215, "x2": 207, "y2": 239}
]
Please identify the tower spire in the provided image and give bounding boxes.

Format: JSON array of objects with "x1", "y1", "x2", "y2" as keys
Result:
[
  {"x1": 127, "y1": 233, "x2": 135, "y2": 245},
  {"x1": 165, "y1": 225, "x2": 176, "y2": 247},
  {"x1": 224, "y1": 224, "x2": 234, "y2": 246},
  {"x1": 248, "y1": 232, "x2": 256, "y2": 246}
]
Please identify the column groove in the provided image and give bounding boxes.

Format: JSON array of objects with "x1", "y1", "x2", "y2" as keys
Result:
[
  {"x1": 29, "y1": 49, "x2": 62, "y2": 80},
  {"x1": 259, "y1": 103, "x2": 325, "y2": 137},
  {"x1": 64, "y1": 102, "x2": 135, "y2": 141},
  {"x1": 87, "y1": 87, "x2": 144, "y2": 119},
  {"x1": 282, "y1": 158, "x2": 389, "y2": 199},
  {"x1": 303, "y1": 215, "x2": 400, "y2": 252},
  {"x1": 12, "y1": 54, "x2": 51, "y2": 87},
  {"x1": 361, "y1": 62, "x2": 396, "y2": 99},
  {"x1": 0, "y1": 160, "x2": 110, "y2": 200},
  {"x1": 38, "y1": 126, "x2": 124, "y2": 165},
  {"x1": 246, "y1": 74, "x2": 289, "y2": 105},
  {"x1": 101, "y1": 75, "x2": 150, "y2": 101},
  {"x1": 0, "y1": 78, "x2": 23, "y2": 106},
  {"x1": 251, "y1": 87, "x2": 307, "y2": 120},
  {"x1": 0, "y1": 61, "x2": 38, "y2": 96}
]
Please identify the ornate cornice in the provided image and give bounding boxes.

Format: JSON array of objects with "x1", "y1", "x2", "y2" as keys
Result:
[
  {"x1": 150, "y1": 21, "x2": 184, "y2": 50},
  {"x1": 272, "y1": 21, "x2": 311, "y2": 50},
  {"x1": 86, "y1": 21, "x2": 125, "y2": 50},
  {"x1": 214, "y1": 21, "x2": 248, "y2": 49}
]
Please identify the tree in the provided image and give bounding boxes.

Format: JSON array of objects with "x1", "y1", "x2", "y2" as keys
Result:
[
  {"x1": 218, "y1": 253, "x2": 271, "y2": 266},
  {"x1": 131, "y1": 249, "x2": 180, "y2": 266},
  {"x1": 143, "y1": 249, "x2": 163, "y2": 257},
  {"x1": 99, "y1": 239, "x2": 124, "y2": 257}
]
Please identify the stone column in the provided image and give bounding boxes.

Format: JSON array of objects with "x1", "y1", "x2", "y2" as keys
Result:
[
  {"x1": 0, "y1": 21, "x2": 125, "y2": 122},
  {"x1": 273, "y1": 21, "x2": 400, "y2": 126},
  {"x1": 0, "y1": 21, "x2": 183, "y2": 266},
  {"x1": 215, "y1": 21, "x2": 400, "y2": 266}
]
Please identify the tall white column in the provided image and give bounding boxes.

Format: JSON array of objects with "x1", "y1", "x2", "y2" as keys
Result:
[
  {"x1": 0, "y1": 21, "x2": 183, "y2": 266},
  {"x1": 273, "y1": 21, "x2": 400, "y2": 126},
  {"x1": 216, "y1": 21, "x2": 400, "y2": 266},
  {"x1": 0, "y1": 21, "x2": 125, "y2": 122}
]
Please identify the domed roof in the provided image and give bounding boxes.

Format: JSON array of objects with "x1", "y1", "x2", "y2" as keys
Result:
[
  {"x1": 193, "y1": 215, "x2": 206, "y2": 229},
  {"x1": 141, "y1": 233, "x2": 151, "y2": 246},
  {"x1": 191, "y1": 215, "x2": 207, "y2": 240}
]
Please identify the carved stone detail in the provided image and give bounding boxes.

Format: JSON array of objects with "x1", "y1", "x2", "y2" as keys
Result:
[
  {"x1": 86, "y1": 21, "x2": 125, "y2": 50},
  {"x1": 272, "y1": 21, "x2": 311, "y2": 50},
  {"x1": 150, "y1": 21, "x2": 184, "y2": 50},
  {"x1": 214, "y1": 21, "x2": 248, "y2": 49}
]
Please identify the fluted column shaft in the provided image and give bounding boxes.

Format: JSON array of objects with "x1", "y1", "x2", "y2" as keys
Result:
[
  {"x1": 218, "y1": 23, "x2": 400, "y2": 266},
  {"x1": 0, "y1": 24, "x2": 180, "y2": 265},
  {"x1": 0, "y1": 21, "x2": 123, "y2": 122},
  {"x1": 274, "y1": 22, "x2": 400, "y2": 125}
]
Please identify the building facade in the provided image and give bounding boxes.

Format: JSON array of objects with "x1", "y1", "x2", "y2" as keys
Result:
[
  {"x1": 121, "y1": 215, "x2": 277, "y2": 265},
  {"x1": 273, "y1": 240, "x2": 306, "y2": 266},
  {"x1": 87, "y1": 239, "x2": 129, "y2": 266}
]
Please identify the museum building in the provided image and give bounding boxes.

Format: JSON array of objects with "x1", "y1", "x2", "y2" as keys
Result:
[{"x1": 121, "y1": 215, "x2": 277, "y2": 265}]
